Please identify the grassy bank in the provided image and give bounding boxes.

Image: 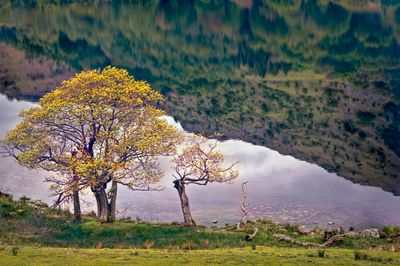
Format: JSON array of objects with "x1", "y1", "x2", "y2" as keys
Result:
[
  {"x1": 2, "y1": 208, "x2": 400, "y2": 251},
  {"x1": 1, "y1": 194, "x2": 400, "y2": 265}
]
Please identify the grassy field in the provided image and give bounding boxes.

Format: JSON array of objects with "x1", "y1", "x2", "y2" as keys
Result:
[{"x1": 1, "y1": 245, "x2": 400, "y2": 266}]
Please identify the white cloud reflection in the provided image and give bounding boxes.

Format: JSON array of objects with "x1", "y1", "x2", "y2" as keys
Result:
[{"x1": 1, "y1": 94, "x2": 400, "y2": 228}]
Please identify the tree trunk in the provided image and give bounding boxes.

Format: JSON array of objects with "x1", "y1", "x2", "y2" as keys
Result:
[
  {"x1": 94, "y1": 188, "x2": 109, "y2": 222},
  {"x1": 173, "y1": 180, "x2": 196, "y2": 226},
  {"x1": 73, "y1": 190, "x2": 81, "y2": 221},
  {"x1": 70, "y1": 150, "x2": 81, "y2": 221},
  {"x1": 108, "y1": 180, "x2": 118, "y2": 222}
]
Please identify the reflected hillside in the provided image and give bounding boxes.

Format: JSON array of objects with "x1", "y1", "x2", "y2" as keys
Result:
[{"x1": 0, "y1": 0, "x2": 399, "y2": 194}]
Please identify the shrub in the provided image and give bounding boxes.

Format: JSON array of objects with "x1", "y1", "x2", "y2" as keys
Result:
[
  {"x1": 318, "y1": 249, "x2": 325, "y2": 258},
  {"x1": 357, "y1": 111, "x2": 376, "y2": 124},
  {"x1": 11, "y1": 246, "x2": 19, "y2": 256},
  {"x1": 0, "y1": 196, "x2": 30, "y2": 218},
  {"x1": 382, "y1": 226, "x2": 400, "y2": 237}
]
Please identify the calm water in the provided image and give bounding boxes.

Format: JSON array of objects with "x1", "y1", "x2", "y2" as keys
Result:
[
  {"x1": 0, "y1": 0, "x2": 400, "y2": 228},
  {"x1": 1, "y1": 94, "x2": 400, "y2": 228}
]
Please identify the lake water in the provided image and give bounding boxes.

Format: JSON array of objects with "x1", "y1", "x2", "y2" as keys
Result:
[
  {"x1": 1, "y1": 94, "x2": 400, "y2": 229},
  {"x1": 0, "y1": 0, "x2": 400, "y2": 228}
]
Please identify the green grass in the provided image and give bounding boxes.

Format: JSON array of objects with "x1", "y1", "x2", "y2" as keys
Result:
[
  {"x1": 2, "y1": 194, "x2": 400, "y2": 265},
  {"x1": 1, "y1": 245, "x2": 399, "y2": 266},
  {"x1": 2, "y1": 213, "x2": 400, "y2": 251},
  {"x1": 1, "y1": 195, "x2": 400, "y2": 251}
]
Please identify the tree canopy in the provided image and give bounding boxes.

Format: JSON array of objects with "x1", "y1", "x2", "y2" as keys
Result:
[
  {"x1": 2, "y1": 66, "x2": 182, "y2": 221},
  {"x1": 172, "y1": 135, "x2": 239, "y2": 226}
]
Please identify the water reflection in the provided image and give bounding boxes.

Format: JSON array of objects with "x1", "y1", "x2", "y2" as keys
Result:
[
  {"x1": 0, "y1": 95, "x2": 50, "y2": 200},
  {"x1": 0, "y1": 0, "x2": 399, "y2": 195},
  {"x1": 1, "y1": 95, "x2": 400, "y2": 229}
]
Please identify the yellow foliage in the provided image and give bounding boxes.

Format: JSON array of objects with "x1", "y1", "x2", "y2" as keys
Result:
[{"x1": 2, "y1": 66, "x2": 183, "y2": 194}]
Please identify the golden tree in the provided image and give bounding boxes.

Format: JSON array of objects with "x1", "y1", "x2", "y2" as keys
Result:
[
  {"x1": 172, "y1": 135, "x2": 239, "y2": 226},
  {"x1": 2, "y1": 66, "x2": 182, "y2": 222}
]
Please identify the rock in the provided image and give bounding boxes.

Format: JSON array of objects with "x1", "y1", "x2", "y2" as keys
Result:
[
  {"x1": 379, "y1": 230, "x2": 388, "y2": 239},
  {"x1": 297, "y1": 225, "x2": 313, "y2": 235},
  {"x1": 328, "y1": 221, "x2": 334, "y2": 225},
  {"x1": 211, "y1": 220, "x2": 218, "y2": 224},
  {"x1": 346, "y1": 231, "x2": 358, "y2": 237},
  {"x1": 359, "y1": 229, "x2": 380, "y2": 238}
]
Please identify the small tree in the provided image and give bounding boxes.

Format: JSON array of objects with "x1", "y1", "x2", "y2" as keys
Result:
[
  {"x1": 172, "y1": 135, "x2": 239, "y2": 226},
  {"x1": 2, "y1": 66, "x2": 182, "y2": 222}
]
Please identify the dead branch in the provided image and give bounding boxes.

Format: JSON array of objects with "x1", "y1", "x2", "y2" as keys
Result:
[
  {"x1": 273, "y1": 234, "x2": 320, "y2": 247},
  {"x1": 320, "y1": 234, "x2": 345, "y2": 247},
  {"x1": 245, "y1": 227, "x2": 259, "y2": 241},
  {"x1": 237, "y1": 181, "x2": 249, "y2": 230},
  {"x1": 273, "y1": 232, "x2": 357, "y2": 247}
]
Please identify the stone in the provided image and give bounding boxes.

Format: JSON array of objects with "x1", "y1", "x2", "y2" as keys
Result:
[
  {"x1": 379, "y1": 230, "x2": 388, "y2": 239},
  {"x1": 359, "y1": 229, "x2": 380, "y2": 238},
  {"x1": 211, "y1": 220, "x2": 218, "y2": 224},
  {"x1": 297, "y1": 225, "x2": 313, "y2": 235}
]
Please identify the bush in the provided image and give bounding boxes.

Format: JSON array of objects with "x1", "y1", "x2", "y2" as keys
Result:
[
  {"x1": 382, "y1": 226, "x2": 400, "y2": 237},
  {"x1": 11, "y1": 246, "x2": 19, "y2": 256},
  {"x1": 0, "y1": 196, "x2": 28, "y2": 218},
  {"x1": 357, "y1": 111, "x2": 376, "y2": 124},
  {"x1": 318, "y1": 249, "x2": 325, "y2": 258}
]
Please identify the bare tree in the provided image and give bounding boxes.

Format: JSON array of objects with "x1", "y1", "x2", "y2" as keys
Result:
[
  {"x1": 172, "y1": 135, "x2": 239, "y2": 226},
  {"x1": 236, "y1": 181, "x2": 249, "y2": 230}
]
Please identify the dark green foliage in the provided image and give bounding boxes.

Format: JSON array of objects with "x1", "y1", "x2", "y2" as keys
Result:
[
  {"x1": 382, "y1": 126, "x2": 400, "y2": 157},
  {"x1": 355, "y1": 250, "x2": 366, "y2": 260},
  {"x1": 261, "y1": 103, "x2": 269, "y2": 113},
  {"x1": 343, "y1": 120, "x2": 357, "y2": 134},
  {"x1": 358, "y1": 130, "x2": 367, "y2": 139},
  {"x1": 323, "y1": 88, "x2": 339, "y2": 108},
  {"x1": 317, "y1": 249, "x2": 325, "y2": 258},
  {"x1": 0, "y1": 195, "x2": 34, "y2": 218},
  {"x1": 382, "y1": 226, "x2": 400, "y2": 237},
  {"x1": 11, "y1": 246, "x2": 19, "y2": 256},
  {"x1": 357, "y1": 111, "x2": 376, "y2": 124},
  {"x1": 395, "y1": 6, "x2": 400, "y2": 24},
  {"x1": 384, "y1": 102, "x2": 400, "y2": 125}
]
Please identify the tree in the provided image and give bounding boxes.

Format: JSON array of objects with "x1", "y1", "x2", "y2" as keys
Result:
[
  {"x1": 1, "y1": 66, "x2": 182, "y2": 222},
  {"x1": 172, "y1": 135, "x2": 239, "y2": 226}
]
